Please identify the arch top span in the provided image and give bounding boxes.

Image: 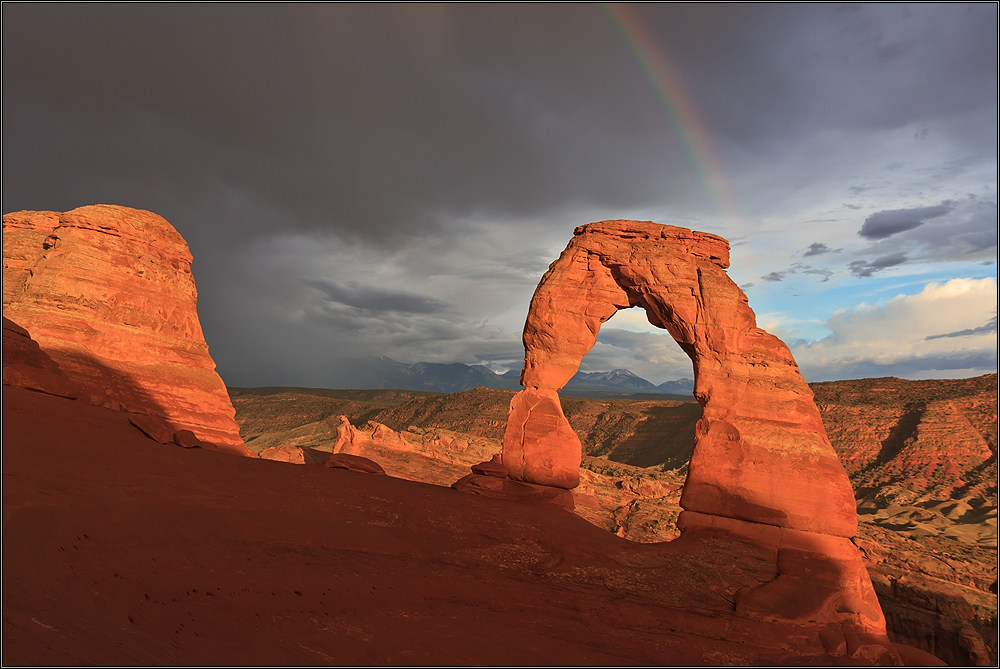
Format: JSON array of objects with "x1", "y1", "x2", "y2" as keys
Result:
[{"x1": 503, "y1": 220, "x2": 858, "y2": 539}]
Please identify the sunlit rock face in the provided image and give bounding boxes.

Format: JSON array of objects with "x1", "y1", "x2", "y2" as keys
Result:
[
  {"x1": 505, "y1": 220, "x2": 887, "y2": 634},
  {"x1": 3, "y1": 205, "x2": 249, "y2": 455},
  {"x1": 507, "y1": 220, "x2": 855, "y2": 534}
]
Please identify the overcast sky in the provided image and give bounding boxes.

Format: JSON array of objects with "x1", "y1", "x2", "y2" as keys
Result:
[{"x1": 4, "y1": 4, "x2": 997, "y2": 386}]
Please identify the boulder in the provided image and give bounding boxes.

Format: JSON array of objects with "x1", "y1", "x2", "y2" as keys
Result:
[
  {"x1": 173, "y1": 429, "x2": 201, "y2": 449},
  {"x1": 260, "y1": 444, "x2": 306, "y2": 464},
  {"x1": 3, "y1": 205, "x2": 250, "y2": 456}
]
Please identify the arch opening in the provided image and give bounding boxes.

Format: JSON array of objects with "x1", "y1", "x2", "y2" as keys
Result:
[
  {"x1": 570, "y1": 305, "x2": 696, "y2": 397},
  {"x1": 565, "y1": 307, "x2": 699, "y2": 503}
]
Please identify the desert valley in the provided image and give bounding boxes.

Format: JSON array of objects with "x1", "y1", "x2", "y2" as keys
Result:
[{"x1": 2, "y1": 205, "x2": 996, "y2": 667}]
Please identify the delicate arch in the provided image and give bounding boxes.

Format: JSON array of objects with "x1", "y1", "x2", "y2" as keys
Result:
[{"x1": 503, "y1": 220, "x2": 857, "y2": 538}]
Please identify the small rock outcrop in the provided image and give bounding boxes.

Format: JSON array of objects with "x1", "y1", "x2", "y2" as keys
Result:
[
  {"x1": 331, "y1": 417, "x2": 500, "y2": 471},
  {"x1": 505, "y1": 220, "x2": 885, "y2": 635},
  {"x1": 452, "y1": 453, "x2": 576, "y2": 511},
  {"x1": 324, "y1": 453, "x2": 387, "y2": 475},
  {"x1": 258, "y1": 444, "x2": 329, "y2": 464},
  {"x1": 2, "y1": 316, "x2": 78, "y2": 399},
  {"x1": 3, "y1": 205, "x2": 250, "y2": 456}
]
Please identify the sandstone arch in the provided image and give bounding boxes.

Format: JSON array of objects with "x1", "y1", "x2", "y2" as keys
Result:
[{"x1": 503, "y1": 220, "x2": 857, "y2": 538}]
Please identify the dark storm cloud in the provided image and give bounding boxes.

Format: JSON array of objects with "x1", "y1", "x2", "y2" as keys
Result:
[
  {"x1": 859, "y1": 203, "x2": 954, "y2": 239},
  {"x1": 1, "y1": 4, "x2": 689, "y2": 241},
  {"x1": 304, "y1": 278, "x2": 451, "y2": 315},
  {"x1": 903, "y1": 199, "x2": 999, "y2": 257},
  {"x1": 761, "y1": 263, "x2": 833, "y2": 283},
  {"x1": 4, "y1": 4, "x2": 997, "y2": 239},
  {"x1": 804, "y1": 242, "x2": 839, "y2": 257},
  {"x1": 848, "y1": 253, "x2": 908, "y2": 278},
  {"x1": 803, "y1": 268, "x2": 833, "y2": 282},
  {"x1": 3, "y1": 4, "x2": 996, "y2": 386},
  {"x1": 926, "y1": 314, "x2": 998, "y2": 340},
  {"x1": 847, "y1": 198, "x2": 998, "y2": 275}
]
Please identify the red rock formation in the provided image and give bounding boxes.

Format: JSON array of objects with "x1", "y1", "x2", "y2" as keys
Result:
[
  {"x1": 452, "y1": 471, "x2": 576, "y2": 511},
  {"x1": 503, "y1": 388, "x2": 582, "y2": 489},
  {"x1": 508, "y1": 221, "x2": 855, "y2": 533},
  {"x1": 330, "y1": 416, "x2": 500, "y2": 473},
  {"x1": 3, "y1": 205, "x2": 249, "y2": 456},
  {"x1": 258, "y1": 444, "x2": 328, "y2": 464},
  {"x1": 506, "y1": 220, "x2": 882, "y2": 633},
  {"x1": 2, "y1": 316, "x2": 78, "y2": 399},
  {"x1": 324, "y1": 452, "x2": 386, "y2": 475}
]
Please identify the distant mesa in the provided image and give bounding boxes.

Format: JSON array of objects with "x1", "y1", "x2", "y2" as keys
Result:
[
  {"x1": 501, "y1": 219, "x2": 887, "y2": 635},
  {"x1": 2, "y1": 205, "x2": 251, "y2": 456}
]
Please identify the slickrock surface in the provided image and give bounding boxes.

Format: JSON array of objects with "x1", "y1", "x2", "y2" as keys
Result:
[
  {"x1": 508, "y1": 220, "x2": 857, "y2": 539},
  {"x1": 5, "y1": 385, "x2": 940, "y2": 666},
  {"x1": 230, "y1": 378, "x2": 997, "y2": 664},
  {"x1": 3, "y1": 205, "x2": 248, "y2": 455},
  {"x1": 235, "y1": 393, "x2": 688, "y2": 544}
]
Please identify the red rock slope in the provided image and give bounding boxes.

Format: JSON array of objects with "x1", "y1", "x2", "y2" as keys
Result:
[
  {"x1": 3, "y1": 205, "x2": 248, "y2": 454},
  {"x1": 2, "y1": 385, "x2": 942, "y2": 666}
]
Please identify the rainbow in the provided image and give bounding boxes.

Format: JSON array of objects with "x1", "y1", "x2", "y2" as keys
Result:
[{"x1": 602, "y1": 3, "x2": 741, "y2": 225}]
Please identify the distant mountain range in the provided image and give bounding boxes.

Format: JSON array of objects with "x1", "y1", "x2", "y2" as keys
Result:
[{"x1": 323, "y1": 356, "x2": 695, "y2": 397}]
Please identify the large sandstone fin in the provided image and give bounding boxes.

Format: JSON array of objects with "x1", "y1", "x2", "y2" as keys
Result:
[{"x1": 3, "y1": 205, "x2": 250, "y2": 456}]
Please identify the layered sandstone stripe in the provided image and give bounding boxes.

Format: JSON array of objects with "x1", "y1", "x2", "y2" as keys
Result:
[{"x1": 3, "y1": 205, "x2": 249, "y2": 455}]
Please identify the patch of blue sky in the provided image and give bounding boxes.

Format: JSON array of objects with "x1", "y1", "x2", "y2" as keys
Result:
[{"x1": 743, "y1": 262, "x2": 997, "y2": 344}]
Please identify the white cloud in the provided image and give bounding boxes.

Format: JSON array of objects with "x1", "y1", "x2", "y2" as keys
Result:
[{"x1": 788, "y1": 278, "x2": 997, "y2": 380}]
